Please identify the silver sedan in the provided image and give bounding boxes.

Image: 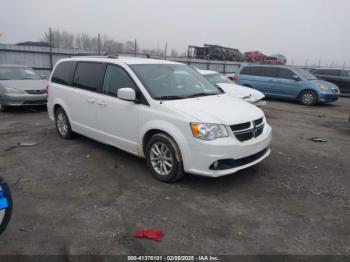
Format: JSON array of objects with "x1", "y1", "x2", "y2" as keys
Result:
[{"x1": 0, "y1": 65, "x2": 48, "y2": 112}]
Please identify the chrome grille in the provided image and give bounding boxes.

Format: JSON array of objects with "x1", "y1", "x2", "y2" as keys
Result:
[{"x1": 230, "y1": 118, "x2": 264, "y2": 142}]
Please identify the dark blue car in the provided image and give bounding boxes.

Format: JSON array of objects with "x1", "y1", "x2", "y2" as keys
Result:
[{"x1": 235, "y1": 65, "x2": 340, "y2": 105}]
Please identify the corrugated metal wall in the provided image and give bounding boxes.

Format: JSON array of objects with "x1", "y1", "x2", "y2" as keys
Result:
[{"x1": 0, "y1": 44, "x2": 242, "y2": 74}]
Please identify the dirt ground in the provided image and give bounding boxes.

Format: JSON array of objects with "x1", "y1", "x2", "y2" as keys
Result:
[{"x1": 0, "y1": 98, "x2": 349, "y2": 255}]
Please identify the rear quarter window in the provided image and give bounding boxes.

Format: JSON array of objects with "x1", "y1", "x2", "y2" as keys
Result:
[
  {"x1": 240, "y1": 67, "x2": 259, "y2": 76},
  {"x1": 51, "y1": 61, "x2": 77, "y2": 86}
]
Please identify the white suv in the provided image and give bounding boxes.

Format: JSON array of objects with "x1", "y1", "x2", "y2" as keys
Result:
[{"x1": 47, "y1": 57, "x2": 272, "y2": 182}]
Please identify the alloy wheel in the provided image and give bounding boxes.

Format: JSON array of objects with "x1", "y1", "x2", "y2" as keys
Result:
[
  {"x1": 56, "y1": 112, "x2": 68, "y2": 136},
  {"x1": 302, "y1": 93, "x2": 314, "y2": 105},
  {"x1": 150, "y1": 142, "x2": 174, "y2": 176}
]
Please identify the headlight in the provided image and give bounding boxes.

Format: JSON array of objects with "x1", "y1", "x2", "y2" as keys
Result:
[
  {"x1": 190, "y1": 123, "x2": 228, "y2": 140},
  {"x1": 319, "y1": 83, "x2": 331, "y2": 92},
  {"x1": 4, "y1": 87, "x2": 26, "y2": 94}
]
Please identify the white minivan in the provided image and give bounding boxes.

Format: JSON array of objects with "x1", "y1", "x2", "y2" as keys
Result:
[{"x1": 47, "y1": 57, "x2": 272, "y2": 182}]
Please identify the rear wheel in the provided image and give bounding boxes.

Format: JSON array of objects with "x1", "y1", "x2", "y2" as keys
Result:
[
  {"x1": 299, "y1": 90, "x2": 317, "y2": 106},
  {"x1": 55, "y1": 107, "x2": 73, "y2": 139},
  {"x1": 146, "y1": 133, "x2": 185, "y2": 182}
]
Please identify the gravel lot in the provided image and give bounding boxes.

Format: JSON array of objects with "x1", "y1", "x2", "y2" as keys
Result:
[{"x1": 0, "y1": 99, "x2": 349, "y2": 255}]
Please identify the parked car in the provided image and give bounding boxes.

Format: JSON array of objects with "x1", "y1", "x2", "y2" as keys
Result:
[
  {"x1": 310, "y1": 68, "x2": 350, "y2": 95},
  {"x1": 264, "y1": 54, "x2": 287, "y2": 65},
  {"x1": 243, "y1": 51, "x2": 266, "y2": 63},
  {"x1": 235, "y1": 65, "x2": 340, "y2": 106},
  {"x1": 265, "y1": 54, "x2": 287, "y2": 65},
  {"x1": 198, "y1": 70, "x2": 266, "y2": 106},
  {"x1": 48, "y1": 57, "x2": 272, "y2": 182},
  {"x1": 0, "y1": 65, "x2": 48, "y2": 112}
]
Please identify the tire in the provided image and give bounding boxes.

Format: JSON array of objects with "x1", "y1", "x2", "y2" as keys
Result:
[
  {"x1": 146, "y1": 133, "x2": 185, "y2": 183},
  {"x1": 299, "y1": 90, "x2": 317, "y2": 106},
  {"x1": 55, "y1": 107, "x2": 74, "y2": 139},
  {"x1": 0, "y1": 97, "x2": 7, "y2": 113}
]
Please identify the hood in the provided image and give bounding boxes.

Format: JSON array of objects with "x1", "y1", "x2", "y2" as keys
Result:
[
  {"x1": 217, "y1": 83, "x2": 265, "y2": 102},
  {"x1": 162, "y1": 94, "x2": 264, "y2": 125},
  {"x1": 0, "y1": 79, "x2": 47, "y2": 91}
]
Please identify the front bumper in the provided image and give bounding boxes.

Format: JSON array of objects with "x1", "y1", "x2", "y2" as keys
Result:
[
  {"x1": 183, "y1": 124, "x2": 272, "y2": 177},
  {"x1": 3, "y1": 93, "x2": 47, "y2": 106}
]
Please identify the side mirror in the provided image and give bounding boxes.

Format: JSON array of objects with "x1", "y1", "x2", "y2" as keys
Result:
[
  {"x1": 293, "y1": 75, "x2": 301, "y2": 81},
  {"x1": 117, "y1": 87, "x2": 136, "y2": 101}
]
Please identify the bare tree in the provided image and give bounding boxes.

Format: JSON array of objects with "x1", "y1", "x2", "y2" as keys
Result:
[{"x1": 41, "y1": 29, "x2": 74, "y2": 48}]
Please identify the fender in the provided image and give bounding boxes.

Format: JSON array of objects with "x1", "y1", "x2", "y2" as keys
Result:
[
  {"x1": 139, "y1": 120, "x2": 192, "y2": 170},
  {"x1": 51, "y1": 97, "x2": 72, "y2": 122}
]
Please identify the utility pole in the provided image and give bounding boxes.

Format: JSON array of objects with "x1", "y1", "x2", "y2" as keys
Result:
[
  {"x1": 157, "y1": 41, "x2": 159, "y2": 57},
  {"x1": 164, "y1": 43, "x2": 167, "y2": 60},
  {"x1": 98, "y1": 33, "x2": 101, "y2": 55},
  {"x1": 318, "y1": 60, "x2": 321, "y2": 68},
  {"x1": 343, "y1": 61, "x2": 346, "y2": 69},
  {"x1": 330, "y1": 61, "x2": 333, "y2": 68},
  {"x1": 134, "y1": 40, "x2": 137, "y2": 56},
  {"x1": 49, "y1": 28, "x2": 53, "y2": 70},
  {"x1": 305, "y1": 59, "x2": 308, "y2": 67}
]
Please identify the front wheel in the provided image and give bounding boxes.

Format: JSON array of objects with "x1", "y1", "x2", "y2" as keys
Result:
[
  {"x1": 146, "y1": 133, "x2": 185, "y2": 183},
  {"x1": 299, "y1": 90, "x2": 317, "y2": 106}
]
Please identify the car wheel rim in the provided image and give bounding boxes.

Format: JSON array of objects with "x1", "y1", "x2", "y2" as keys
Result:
[
  {"x1": 56, "y1": 112, "x2": 68, "y2": 136},
  {"x1": 150, "y1": 142, "x2": 173, "y2": 176},
  {"x1": 303, "y1": 93, "x2": 314, "y2": 104}
]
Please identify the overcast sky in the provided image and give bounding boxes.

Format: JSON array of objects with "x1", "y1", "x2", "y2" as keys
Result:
[{"x1": 1, "y1": 0, "x2": 349, "y2": 66}]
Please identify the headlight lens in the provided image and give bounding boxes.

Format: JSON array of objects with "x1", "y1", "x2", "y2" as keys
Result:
[
  {"x1": 4, "y1": 87, "x2": 26, "y2": 94},
  {"x1": 319, "y1": 83, "x2": 331, "y2": 92},
  {"x1": 190, "y1": 123, "x2": 228, "y2": 140}
]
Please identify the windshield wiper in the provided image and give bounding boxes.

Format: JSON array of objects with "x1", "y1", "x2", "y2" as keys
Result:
[
  {"x1": 184, "y1": 92, "x2": 218, "y2": 99},
  {"x1": 154, "y1": 95, "x2": 185, "y2": 100}
]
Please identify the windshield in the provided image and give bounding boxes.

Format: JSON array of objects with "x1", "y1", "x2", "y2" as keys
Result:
[
  {"x1": 0, "y1": 67, "x2": 41, "y2": 80},
  {"x1": 130, "y1": 64, "x2": 222, "y2": 99},
  {"x1": 204, "y1": 73, "x2": 233, "y2": 85},
  {"x1": 294, "y1": 68, "x2": 317, "y2": 80}
]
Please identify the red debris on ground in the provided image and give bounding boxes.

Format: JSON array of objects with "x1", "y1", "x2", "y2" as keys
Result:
[{"x1": 134, "y1": 229, "x2": 164, "y2": 241}]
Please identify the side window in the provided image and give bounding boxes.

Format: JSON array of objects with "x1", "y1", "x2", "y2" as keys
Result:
[
  {"x1": 321, "y1": 70, "x2": 334, "y2": 76},
  {"x1": 277, "y1": 68, "x2": 295, "y2": 80},
  {"x1": 332, "y1": 70, "x2": 341, "y2": 76},
  {"x1": 51, "y1": 61, "x2": 77, "y2": 86},
  {"x1": 73, "y1": 62, "x2": 106, "y2": 92},
  {"x1": 313, "y1": 70, "x2": 324, "y2": 75},
  {"x1": 260, "y1": 67, "x2": 278, "y2": 78},
  {"x1": 103, "y1": 65, "x2": 137, "y2": 96}
]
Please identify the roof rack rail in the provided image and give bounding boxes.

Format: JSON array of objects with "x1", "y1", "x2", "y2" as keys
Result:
[
  {"x1": 117, "y1": 53, "x2": 150, "y2": 58},
  {"x1": 71, "y1": 55, "x2": 118, "y2": 59},
  {"x1": 72, "y1": 53, "x2": 151, "y2": 59}
]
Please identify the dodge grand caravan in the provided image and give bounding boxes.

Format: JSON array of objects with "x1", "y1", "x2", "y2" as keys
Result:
[{"x1": 47, "y1": 57, "x2": 272, "y2": 182}]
